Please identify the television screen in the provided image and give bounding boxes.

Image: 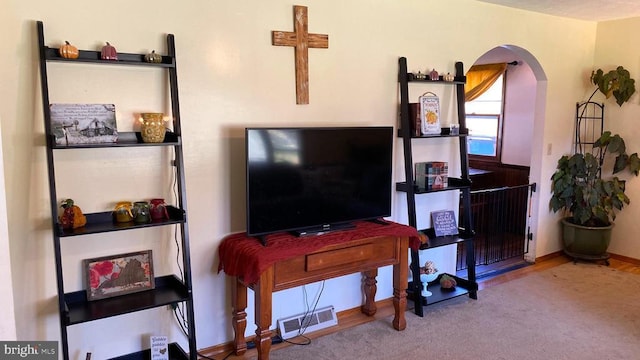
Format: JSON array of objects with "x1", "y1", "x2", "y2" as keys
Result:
[{"x1": 246, "y1": 126, "x2": 393, "y2": 237}]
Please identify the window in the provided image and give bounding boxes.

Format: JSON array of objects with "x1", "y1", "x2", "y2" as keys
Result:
[{"x1": 465, "y1": 74, "x2": 504, "y2": 162}]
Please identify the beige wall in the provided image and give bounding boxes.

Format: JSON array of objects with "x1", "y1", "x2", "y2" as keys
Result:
[
  {"x1": 594, "y1": 18, "x2": 640, "y2": 260},
  {"x1": 0, "y1": 0, "x2": 602, "y2": 357}
]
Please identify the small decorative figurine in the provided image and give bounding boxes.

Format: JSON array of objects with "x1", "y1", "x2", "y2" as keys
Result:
[
  {"x1": 59, "y1": 41, "x2": 79, "y2": 59},
  {"x1": 59, "y1": 199, "x2": 87, "y2": 229},
  {"x1": 144, "y1": 50, "x2": 162, "y2": 63},
  {"x1": 444, "y1": 72, "x2": 455, "y2": 82},
  {"x1": 429, "y1": 68, "x2": 439, "y2": 81},
  {"x1": 439, "y1": 274, "x2": 457, "y2": 289},
  {"x1": 415, "y1": 71, "x2": 427, "y2": 80},
  {"x1": 101, "y1": 42, "x2": 118, "y2": 60}
]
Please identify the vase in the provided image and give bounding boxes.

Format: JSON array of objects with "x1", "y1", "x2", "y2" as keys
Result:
[
  {"x1": 132, "y1": 201, "x2": 151, "y2": 224},
  {"x1": 140, "y1": 112, "x2": 166, "y2": 143},
  {"x1": 114, "y1": 201, "x2": 133, "y2": 223},
  {"x1": 150, "y1": 198, "x2": 170, "y2": 221},
  {"x1": 420, "y1": 273, "x2": 439, "y2": 297}
]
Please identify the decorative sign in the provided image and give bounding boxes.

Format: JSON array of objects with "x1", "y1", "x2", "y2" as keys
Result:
[
  {"x1": 419, "y1": 92, "x2": 440, "y2": 135},
  {"x1": 272, "y1": 5, "x2": 329, "y2": 104},
  {"x1": 151, "y1": 336, "x2": 169, "y2": 360},
  {"x1": 431, "y1": 210, "x2": 458, "y2": 237},
  {"x1": 50, "y1": 103, "x2": 118, "y2": 146}
]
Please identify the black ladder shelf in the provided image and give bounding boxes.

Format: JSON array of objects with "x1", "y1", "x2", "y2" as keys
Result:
[
  {"x1": 36, "y1": 21, "x2": 197, "y2": 360},
  {"x1": 396, "y1": 57, "x2": 478, "y2": 317}
]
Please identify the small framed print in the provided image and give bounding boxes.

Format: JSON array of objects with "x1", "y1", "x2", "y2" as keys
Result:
[
  {"x1": 83, "y1": 250, "x2": 154, "y2": 301},
  {"x1": 419, "y1": 92, "x2": 441, "y2": 135},
  {"x1": 50, "y1": 103, "x2": 118, "y2": 146}
]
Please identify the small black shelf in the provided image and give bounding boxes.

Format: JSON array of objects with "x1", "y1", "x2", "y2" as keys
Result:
[
  {"x1": 407, "y1": 273, "x2": 478, "y2": 306},
  {"x1": 39, "y1": 21, "x2": 197, "y2": 359},
  {"x1": 397, "y1": 57, "x2": 478, "y2": 317},
  {"x1": 51, "y1": 132, "x2": 181, "y2": 149},
  {"x1": 108, "y1": 342, "x2": 189, "y2": 360},
  {"x1": 396, "y1": 128, "x2": 469, "y2": 138},
  {"x1": 57, "y1": 206, "x2": 185, "y2": 237},
  {"x1": 417, "y1": 228, "x2": 474, "y2": 249},
  {"x1": 64, "y1": 275, "x2": 189, "y2": 325},
  {"x1": 395, "y1": 177, "x2": 471, "y2": 194},
  {"x1": 43, "y1": 46, "x2": 175, "y2": 67},
  {"x1": 403, "y1": 73, "x2": 466, "y2": 83}
]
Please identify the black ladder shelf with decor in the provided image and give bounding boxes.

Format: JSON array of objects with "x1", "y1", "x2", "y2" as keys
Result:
[
  {"x1": 36, "y1": 21, "x2": 197, "y2": 360},
  {"x1": 396, "y1": 57, "x2": 478, "y2": 317}
]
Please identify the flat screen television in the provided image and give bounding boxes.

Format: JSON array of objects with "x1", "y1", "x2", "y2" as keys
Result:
[{"x1": 246, "y1": 126, "x2": 393, "y2": 239}]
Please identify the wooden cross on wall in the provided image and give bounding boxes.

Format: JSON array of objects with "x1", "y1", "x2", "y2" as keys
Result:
[{"x1": 272, "y1": 5, "x2": 329, "y2": 104}]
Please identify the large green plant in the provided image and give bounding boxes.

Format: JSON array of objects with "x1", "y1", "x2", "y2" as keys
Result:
[{"x1": 550, "y1": 132, "x2": 640, "y2": 227}]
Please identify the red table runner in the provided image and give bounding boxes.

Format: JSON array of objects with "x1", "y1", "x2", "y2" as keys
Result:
[{"x1": 218, "y1": 220, "x2": 423, "y2": 284}]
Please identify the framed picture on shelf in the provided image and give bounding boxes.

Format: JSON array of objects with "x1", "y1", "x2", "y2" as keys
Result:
[
  {"x1": 419, "y1": 92, "x2": 440, "y2": 135},
  {"x1": 415, "y1": 161, "x2": 448, "y2": 190},
  {"x1": 83, "y1": 250, "x2": 154, "y2": 301},
  {"x1": 50, "y1": 103, "x2": 118, "y2": 146}
]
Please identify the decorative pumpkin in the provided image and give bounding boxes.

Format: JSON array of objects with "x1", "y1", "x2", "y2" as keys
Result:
[
  {"x1": 101, "y1": 42, "x2": 118, "y2": 60},
  {"x1": 439, "y1": 274, "x2": 457, "y2": 289},
  {"x1": 144, "y1": 50, "x2": 162, "y2": 63},
  {"x1": 59, "y1": 41, "x2": 79, "y2": 59},
  {"x1": 429, "y1": 68, "x2": 439, "y2": 81},
  {"x1": 444, "y1": 72, "x2": 455, "y2": 82},
  {"x1": 59, "y1": 199, "x2": 87, "y2": 229}
]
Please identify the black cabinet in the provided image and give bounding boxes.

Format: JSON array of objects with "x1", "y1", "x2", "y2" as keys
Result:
[
  {"x1": 396, "y1": 57, "x2": 478, "y2": 317},
  {"x1": 36, "y1": 21, "x2": 196, "y2": 359}
]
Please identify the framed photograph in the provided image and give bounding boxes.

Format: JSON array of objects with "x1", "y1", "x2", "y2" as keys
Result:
[
  {"x1": 419, "y1": 92, "x2": 440, "y2": 135},
  {"x1": 50, "y1": 103, "x2": 118, "y2": 146},
  {"x1": 83, "y1": 250, "x2": 154, "y2": 301}
]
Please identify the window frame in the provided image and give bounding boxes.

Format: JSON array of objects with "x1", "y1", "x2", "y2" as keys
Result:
[
  {"x1": 466, "y1": 114, "x2": 503, "y2": 163},
  {"x1": 465, "y1": 73, "x2": 506, "y2": 163}
]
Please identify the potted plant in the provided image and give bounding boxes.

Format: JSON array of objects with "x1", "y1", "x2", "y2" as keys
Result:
[{"x1": 550, "y1": 66, "x2": 639, "y2": 262}]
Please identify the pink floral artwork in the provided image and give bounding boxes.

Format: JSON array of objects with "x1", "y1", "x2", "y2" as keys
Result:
[{"x1": 84, "y1": 250, "x2": 154, "y2": 301}]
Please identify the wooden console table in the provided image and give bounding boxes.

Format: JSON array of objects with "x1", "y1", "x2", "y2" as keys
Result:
[{"x1": 218, "y1": 221, "x2": 422, "y2": 360}]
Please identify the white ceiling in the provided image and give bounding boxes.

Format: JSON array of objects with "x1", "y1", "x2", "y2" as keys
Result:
[{"x1": 475, "y1": 0, "x2": 640, "y2": 21}]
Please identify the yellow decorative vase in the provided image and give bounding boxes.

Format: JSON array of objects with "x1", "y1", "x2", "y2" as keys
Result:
[{"x1": 140, "y1": 113, "x2": 166, "y2": 143}]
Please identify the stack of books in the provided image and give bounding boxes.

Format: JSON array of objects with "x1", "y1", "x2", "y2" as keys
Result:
[{"x1": 415, "y1": 161, "x2": 448, "y2": 190}]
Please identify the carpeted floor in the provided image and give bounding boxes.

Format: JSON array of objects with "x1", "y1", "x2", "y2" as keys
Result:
[{"x1": 267, "y1": 262, "x2": 640, "y2": 360}]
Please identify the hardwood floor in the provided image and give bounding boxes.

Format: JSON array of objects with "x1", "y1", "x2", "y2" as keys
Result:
[{"x1": 199, "y1": 253, "x2": 640, "y2": 360}]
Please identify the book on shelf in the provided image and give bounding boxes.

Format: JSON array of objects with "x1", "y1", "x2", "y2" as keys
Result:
[{"x1": 415, "y1": 161, "x2": 448, "y2": 190}]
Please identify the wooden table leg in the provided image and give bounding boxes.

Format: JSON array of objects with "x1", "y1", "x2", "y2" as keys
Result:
[
  {"x1": 254, "y1": 265, "x2": 274, "y2": 360},
  {"x1": 392, "y1": 237, "x2": 408, "y2": 330},
  {"x1": 361, "y1": 268, "x2": 378, "y2": 316},
  {"x1": 231, "y1": 277, "x2": 248, "y2": 355}
]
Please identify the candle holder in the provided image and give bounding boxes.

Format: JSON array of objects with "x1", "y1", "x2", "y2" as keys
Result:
[{"x1": 140, "y1": 113, "x2": 166, "y2": 143}]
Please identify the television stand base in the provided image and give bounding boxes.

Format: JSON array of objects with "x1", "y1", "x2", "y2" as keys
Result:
[{"x1": 291, "y1": 222, "x2": 356, "y2": 237}]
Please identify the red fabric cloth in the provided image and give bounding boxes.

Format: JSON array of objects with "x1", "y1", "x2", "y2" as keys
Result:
[{"x1": 217, "y1": 220, "x2": 422, "y2": 284}]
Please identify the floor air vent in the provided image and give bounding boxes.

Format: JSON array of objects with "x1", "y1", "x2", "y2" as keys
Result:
[{"x1": 277, "y1": 306, "x2": 338, "y2": 339}]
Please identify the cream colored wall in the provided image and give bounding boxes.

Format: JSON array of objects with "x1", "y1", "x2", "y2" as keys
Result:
[
  {"x1": 594, "y1": 18, "x2": 640, "y2": 260},
  {"x1": 0, "y1": 118, "x2": 17, "y2": 340},
  {"x1": 0, "y1": 0, "x2": 598, "y2": 357}
]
